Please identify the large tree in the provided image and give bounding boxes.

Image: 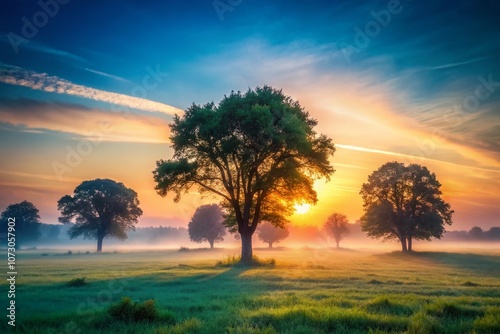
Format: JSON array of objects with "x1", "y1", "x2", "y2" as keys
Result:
[
  {"x1": 257, "y1": 221, "x2": 290, "y2": 248},
  {"x1": 360, "y1": 162, "x2": 453, "y2": 251},
  {"x1": 1, "y1": 200, "x2": 41, "y2": 249},
  {"x1": 324, "y1": 212, "x2": 350, "y2": 248},
  {"x1": 57, "y1": 179, "x2": 143, "y2": 252},
  {"x1": 153, "y1": 86, "x2": 335, "y2": 263},
  {"x1": 188, "y1": 204, "x2": 226, "y2": 248}
]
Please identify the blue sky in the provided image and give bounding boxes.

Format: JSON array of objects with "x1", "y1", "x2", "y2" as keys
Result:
[{"x1": 1, "y1": 0, "x2": 499, "y2": 230}]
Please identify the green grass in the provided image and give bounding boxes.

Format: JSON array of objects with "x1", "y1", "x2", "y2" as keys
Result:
[{"x1": 1, "y1": 248, "x2": 499, "y2": 333}]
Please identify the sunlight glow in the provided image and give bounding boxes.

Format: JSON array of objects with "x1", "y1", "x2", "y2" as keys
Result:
[{"x1": 294, "y1": 203, "x2": 311, "y2": 214}]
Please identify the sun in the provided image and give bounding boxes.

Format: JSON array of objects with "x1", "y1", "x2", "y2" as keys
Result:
[{"x1": 294, "y1": 203, "x2": 311, "y2": 215}]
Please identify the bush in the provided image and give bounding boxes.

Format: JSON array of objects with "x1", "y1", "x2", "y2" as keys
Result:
[
  {"x1": 251, "y1": 255, "x2": 276, "y2": 266},
  {"x1": 108, "y1": 297, "x2": 135, "y2": 321},
  {"x1": 66, "y1": 277, "x2": 88, "y2": 287},
  {"x1": 215, "y1": 255, "x2": 276, "y2": 267},
  {"x1": 108, "y1": 297, "x2": 162, "y2": 322},
  {"x1": 178, "y1": 247, "x2": 190, "y2": 252},
  {"x1": 133, "y1": 299, "x2": 158, "y2": 322},
  {"x1": 462, "y1": 281, "x2": 480, "y2": 287},
  {"x1": 216, "y1": 254, "x2": 240, "y2": 267}
]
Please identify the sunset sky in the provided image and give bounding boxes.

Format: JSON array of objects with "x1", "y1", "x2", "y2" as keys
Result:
[{"x1": 1, "y1": 0, "x2": 499, "y2": 231}]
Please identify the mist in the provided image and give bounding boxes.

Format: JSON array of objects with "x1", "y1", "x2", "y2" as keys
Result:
[{"x1": 17, "y1": 222, "x2": 499, "y2": 256}]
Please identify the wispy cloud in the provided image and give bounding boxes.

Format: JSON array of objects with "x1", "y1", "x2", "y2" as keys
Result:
[
  {"x1": 336, "y1": 144, "x2": 500, "y2": 174},
  {"x1": 0, "y1": 169, "x2": 82, "y2": 184},
  {"x1": 0, "y1": 98, "x2": 171, "y2": 144},
  {"x1": 0, "y1": 36, "x2": 87, "y2": 64},
  {"x1": 83, "y1": 67, "x2": 132, "y2": 84},
  {"x1": 420, "y1": 57, "x2": 487, "y2": 72},
  {"x1": 0, "y1": 63, "x2": 182, "y2": 115}
]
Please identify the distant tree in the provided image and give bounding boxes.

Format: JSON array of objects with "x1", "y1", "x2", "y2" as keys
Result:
[
  {"x1": 360, "y1": 162, "x2": 453, "y2": 251},
  {"x1": 486, "y1": 227, "x2": 500, "y2": 240},
  {"x1": 57, "y1": 179, "x2": 143, "y2": 252},
  {"x1": 1, "y1": 200, "x2": 41, "y2": 249},
  {"x1": 188, "y1": 204, "x2": 226, "y2": 248},
  {"x1": 324, "y1": 212, "x2": 350, "y2": 248},
  {"x1": 153, "y1": 86, "x2": 335, "y2": 263},
  {"x1": 469, "y1": 226, "x2": 484, "y2": 240},
  {"x1": 257, "y1": 221, "x2": 290, "y2": 248}
]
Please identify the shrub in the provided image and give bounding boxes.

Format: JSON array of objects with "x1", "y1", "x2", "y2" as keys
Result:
[
  {"x1": 216, "y1": 254, "x2": 240, "y2": 267},
  {"x1": 133, "y1": 299, "x2": 158, "y2": 322},
  {"x1": 108, "y1": 297, "x2": 162, "y2": 322},
  {"x1": 462, "y1": 281, "x2": 480, "y2": 287},
  {"x1": 66, "y1": 277, "x2": 88, "y2": 287},
  {"x1": 178, "y1": 247, "x2": 190, "y2": 252},
  {"x1": 215, "y1": 255, "x2": 276, "y2": 267},
  {"x1": 108, "y1": 297, "x2": 135, "y2": 321}
]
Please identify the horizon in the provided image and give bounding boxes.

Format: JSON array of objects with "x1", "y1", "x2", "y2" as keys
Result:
[{"x1": 1, "y1": 0, "x2": 500, "y2": 232}]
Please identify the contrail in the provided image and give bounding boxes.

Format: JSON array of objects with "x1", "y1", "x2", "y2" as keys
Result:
[
  {"x1": 0, "y1": 63, "x2": 182, "y2": 116},
  {"x1": 336, "y1": 144, "x2": 500, "y2": 174}
]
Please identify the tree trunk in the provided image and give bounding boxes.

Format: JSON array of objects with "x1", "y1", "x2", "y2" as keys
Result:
[
  {"x1": 240, "y1": 232, "x2": 253, "y2": 263},
  {"x1": 407, "y1": 237, "x2": 412, "y2": 251},
  {"x1": 400, "y1": 237, "x2": 407, "y2": 252},
  {"x1": 97, "y1": 236, "x2": 103, "y2": 253},
  {"x1": 336, "y1": 240, "x2": 340, "y2": 249},
  {"x1": 268, "y1": 242, "x2": 273, "y2": 248},
  {"x1": 209, "y1": 240, "x2": 214, "y2": 249}
]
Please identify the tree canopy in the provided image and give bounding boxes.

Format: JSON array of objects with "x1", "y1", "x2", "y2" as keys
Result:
[
  {"x1": 360, "y1": 162, "x2": 453, "y2": 251},
  {"x1": 324, "y1": 212, "x2": 350, "y2": 248},
  {"x1": 57, "y1": 178, "x2": 143, "y2": 252},
  {"x1": 257, "y1": 221, "x2": 290, "y2": 248},
  {"x1": 153, "y1": 86, "x2": 335, "y2": 262},
  {"x1": 1, "y1": 200, "x2": 41, "y2": 249},
  {"x1": 188, "y1": 204, "x2": 226, "y2": 248}
]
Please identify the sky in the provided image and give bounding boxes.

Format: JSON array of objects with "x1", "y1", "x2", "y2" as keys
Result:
[{"x1": 0, "y1": 0, "x2": 499, "y2": 231}]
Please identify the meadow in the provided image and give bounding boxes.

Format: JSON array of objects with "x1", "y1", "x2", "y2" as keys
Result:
[{"x1": 1, "y1": 247, "x2": 500, "y2": 333}]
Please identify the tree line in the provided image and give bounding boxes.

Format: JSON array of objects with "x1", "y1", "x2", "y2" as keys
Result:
[{"x1": 0, "y1": 86, "x2": 476, "y2": 258}]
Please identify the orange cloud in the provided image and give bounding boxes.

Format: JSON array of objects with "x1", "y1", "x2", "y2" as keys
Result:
[{"x1": 0, "y1": 99, "x2": 171, "y2": 143}]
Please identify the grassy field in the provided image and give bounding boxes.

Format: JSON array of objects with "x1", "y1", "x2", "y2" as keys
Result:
[{"x1": 1, "y1": 247, "x2": 500, "y2": 333}]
